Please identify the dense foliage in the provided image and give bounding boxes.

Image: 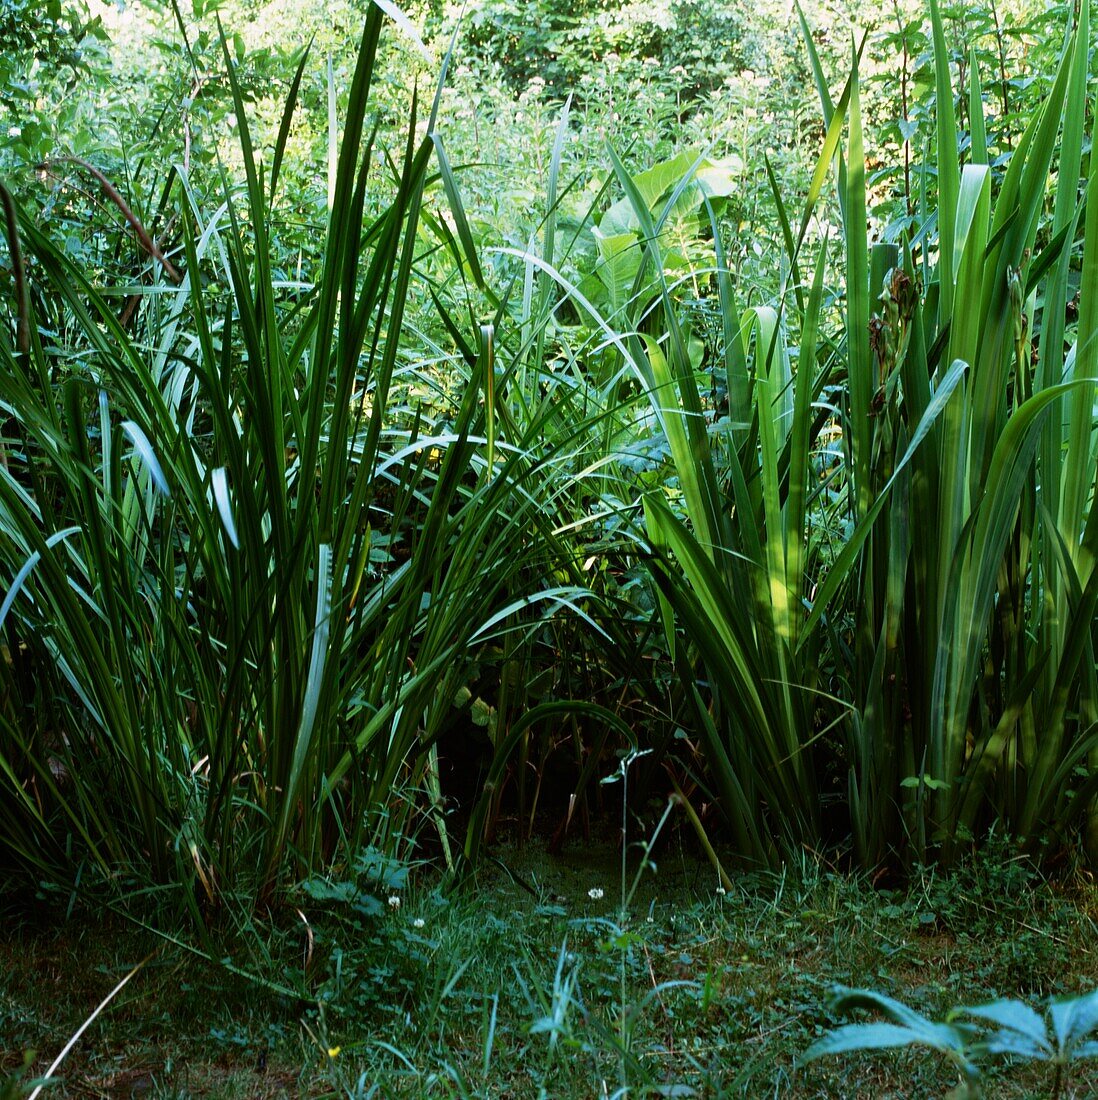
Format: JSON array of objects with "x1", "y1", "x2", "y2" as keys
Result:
[{"x1": 0, "y1": 0, "x2": 1094, "y2": 925}]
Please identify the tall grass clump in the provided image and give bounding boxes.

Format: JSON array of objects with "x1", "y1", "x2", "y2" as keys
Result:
[
  {"x1": 543, "y1": 0, "x2": 1098, "y2": 867},
  {"x1": 814, "y1": 0, "x2": 1098, "y2": 864},
  {"x1": 0, "y1": 8, "x2": 582, "y2": 912},
  {"x1": 0, "y1": 0, "x2": 1094, "y2": 902}
]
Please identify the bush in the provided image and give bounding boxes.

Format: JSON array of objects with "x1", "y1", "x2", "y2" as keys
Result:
[{"x1": 462, "y1": 0, "x2": 761, "y2": 107}]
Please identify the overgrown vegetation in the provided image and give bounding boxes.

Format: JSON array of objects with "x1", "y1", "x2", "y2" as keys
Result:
[
  {"x1": 0, "y1": 0, "x2": 1096, "y2": 1092},
  {"x1": 2, "y1": 841, "x2": 1097, "y2": 1096}
]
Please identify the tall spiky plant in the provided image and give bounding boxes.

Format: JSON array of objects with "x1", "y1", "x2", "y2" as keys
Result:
[
  {"x1": 0, "y1": 7, "x2": 583, "y2": 909},
  {"x1": 796, "y1": 0, "x2": 1098, "y2": 863},
  {"x1": 568, "y1": 0, "x2": 1098, "y2": 868}
]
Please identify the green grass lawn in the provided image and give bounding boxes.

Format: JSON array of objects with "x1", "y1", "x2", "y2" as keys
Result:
[{"x1": 3, "y1": 840, "x2": 1096, "y2": 1097}]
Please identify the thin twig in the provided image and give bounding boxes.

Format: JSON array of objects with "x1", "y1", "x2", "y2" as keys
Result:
[
  {"x1": 38, "y1": 155, "x2": 183, "y2": 283},
  {"x1": 0, "y1": 180, "x2": 29, "y2": 354},
  {"x1": 28, "y1": 950, "x2": 156, "y2": 1100}
]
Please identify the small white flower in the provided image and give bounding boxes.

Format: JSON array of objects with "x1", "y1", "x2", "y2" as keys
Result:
[
  {"x1": 387, "y1": 895, "x2": 401, "y2": 909},
  {"x1": 413, "y1": 917, "x2": 425, "y2": 928},
  {"x1": 716, "y1": 886, "x2": 727, "y2": 896},
  {"x1": 7, "y1": 126, "x2": 20, "y2": 138},
  {"x1": 588, "y1": 887, "x2": 604, "y2": 900}
]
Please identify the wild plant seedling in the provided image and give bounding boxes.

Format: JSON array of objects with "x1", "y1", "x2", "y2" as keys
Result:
[{"x1": 802, "y1": 985, "x2": 1098, "y2": 1099}]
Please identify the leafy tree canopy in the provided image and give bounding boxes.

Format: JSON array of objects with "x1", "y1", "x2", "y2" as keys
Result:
[{"x1": 1, "y1": 0, "x2": 108, "y2": 108}]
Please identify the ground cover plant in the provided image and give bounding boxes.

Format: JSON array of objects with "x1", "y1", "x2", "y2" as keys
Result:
[
  {"x1": 1, "y1": 0, "x2": 1097, "y2": 1093},
  {"x1": 804, "y1": 983, "x2": 1098, "y2": 1099},
  {"x1": 2, "y1": 842, "x2": 1097, "y2": 1097}
]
